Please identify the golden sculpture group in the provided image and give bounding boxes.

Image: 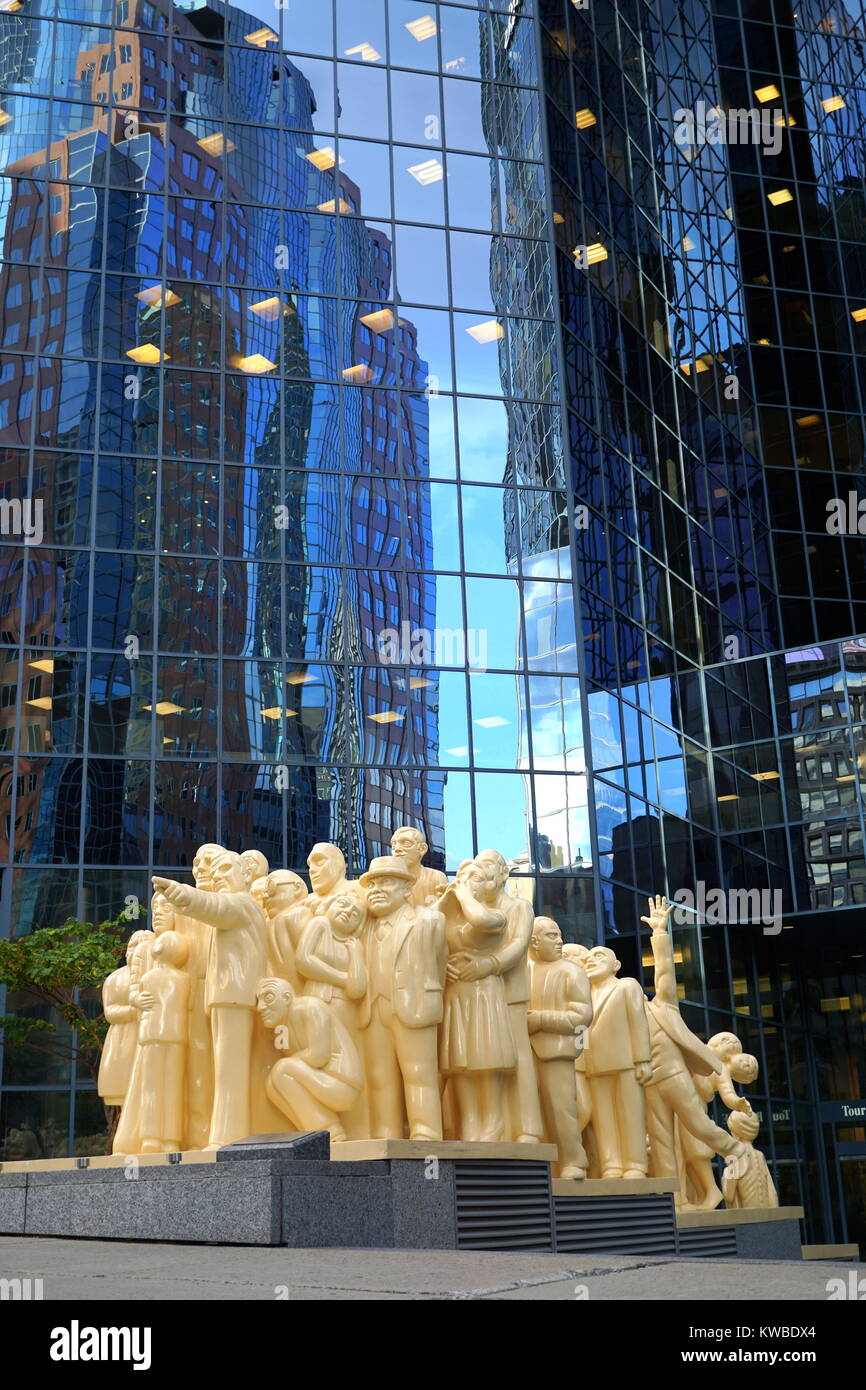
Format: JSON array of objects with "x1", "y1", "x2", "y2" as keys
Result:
[{"x1": 98, "y1": 830, "x2": 778, "y2": 1209}]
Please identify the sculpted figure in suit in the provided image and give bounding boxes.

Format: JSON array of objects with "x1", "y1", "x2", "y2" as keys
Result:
[
  {"x1": 167, "y1": 843, "x2": 221, "y2": 1149},
  {"x1": 307, "y1": 843, "x2": 364, "y2": 914},
  {"x1": 153, "y1": 848, "x2": 267, "y2": 1148},
  {"x1": 528, "y1": 918, "x2": 593, "y2": 1179},
  {"x1": 390, "y1": 826, "x2": 447, "y2": 908},
  {"x1": 582, "y1": 945, "x2": 652, "y2": 1178},
  {"x1": 467, "y1": 849, "x2": 543, "y2": 1142},
  {"x1": 256, "y1": 869, "x2": 310, "y2": 990},
  {"x1": 358, "y1": 855, "x2": 447, "y2": 1140},
  {"x1": 640, "y1": 896, "x2": 746, "y2": 1191},
  {"x1": 257, "y1": 977, "x2": 364, "y2": 1141}
]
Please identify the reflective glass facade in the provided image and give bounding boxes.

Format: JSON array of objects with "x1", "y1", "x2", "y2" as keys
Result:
[{"x1": 0, "y1": 0, "x2": 864, "y2": 1248}]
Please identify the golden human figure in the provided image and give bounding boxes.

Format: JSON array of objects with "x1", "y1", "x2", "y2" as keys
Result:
[
  {"x1": 469, "y1": 849, "x2": 544, "y2": 1143},
  {"x1": 358, "y1": 855, "x2": 447, "y2": 1141},
  {"x1": 136, "y1": 932, "x2": 190, "y2": 1154},
  {"x1": 528, "y1": 918, "x2": 593, "y2": 1179},
  {"x1": 98, "y1": 931, "x2": 150, "y2": 1109},
  {"x1": 153, "y1": 848, "x2": 267, "y2": 1148},
  {"x1": 582, "y1": 946, "x2": 652, "y2": 1178},
  {"x1": 256, "y1": 869, "x2": 310, "y2": 986},
  {"x1": 296, "y1": 891, "x2": 369, "y2": 1138},
  {"x1": 390, "y1": 826, "x2": 447, "y2": 907},
  {"x1": 256, "y1": 978, "x2": 364, "y2": 1141},
  {"x1": 640, "y1": 896, "x2": 746, "y2": 1193},
  {"x1": 679, "y1": 1031, "x2": 763, "y2": 1209},
  {"x1": 438, "y1": 860, "x2": 516, "y2": 1142}
]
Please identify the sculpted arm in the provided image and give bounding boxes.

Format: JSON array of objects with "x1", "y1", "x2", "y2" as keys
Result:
[
  {"x1": 293, "y1": 1001, "x2": 333, "y2": 1069},
  {"x1": 296, "y1": 918, "x2": 347, "y2": 990},
  {"x1": 152, "y1": 878, "x2": 249, "y2": 931}
]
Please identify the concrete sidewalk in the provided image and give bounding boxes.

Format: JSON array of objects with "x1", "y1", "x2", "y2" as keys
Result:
[{"x1": 0, "y1": 1236, "x2": 856, "y2": 1300}]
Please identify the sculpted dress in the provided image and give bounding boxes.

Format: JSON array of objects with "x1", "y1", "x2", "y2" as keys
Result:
[{"x1": 440, "y1": 915, "x2": 517, "y2": 1075}]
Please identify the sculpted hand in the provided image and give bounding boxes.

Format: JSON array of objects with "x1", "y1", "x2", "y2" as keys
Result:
[
  {"x1": 137, "y1": 991, "x2": 155, "y2": 1010},
  {"x1": 640, "y1": 894, "x2": 674, "y2": 933},
  {"x1": 152, "y1": 876, "x2": 187, "y2": 904},
  {"x1": 457, "y1": 955, "x2": 495, "y2": 982},
  {"x1": 635, "y1": 1061, "x2": 652, "y2": 1086}
]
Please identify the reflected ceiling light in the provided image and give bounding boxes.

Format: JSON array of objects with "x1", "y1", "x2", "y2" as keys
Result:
[
  {"x1": 197, "y1": 133, "x2": 235, "y2": 156},
  {"x1": 756, "y1": 337, "x2": 771, "y2": 345},
  {"x1": 125, "y1": 344, "x2": 167, "y2": 363},
  {"x1": 751, "y1": 770, "x2": 780, "y2": 780},
  {"x1": 444, "y1": 56, "x2": 465, "y2": 71},
  {"x1": 682, "y1": 235, "x2": 696, "y2": 251},
  {"x1": 27, "y1": 696, "x2": 52, "y2": 709},
  {"x1": 143, "y1": 702, "x2": 185, "y2": 715},
  {"x1": 774, "y1": 113, "x2": 796, "y2": 127},
  {"x1": 136, "y1": 285, "x2": 181, "y2": 309},
  {"x1": 306, "y1": 146, "x2": 341, "y2": 171},
  {"x1": 409, "y1": 676, "x2": 433, "y2": 689},
  {"x1": 260, "y1": 706, "x2": 284, "y2": 720},
  {"x1": 578, "y1": 242, "x2": 608, "y2": 264},
  {"x1": 248, "y1": 296, "x2": 285, "y2": 320},
  {"x1": 29, "y1": 658, "x2": 54, "y2": 673},
  {"x1": 851, "y1": 306, "x2": 866, "y2": 322},
  {"x1": 232, "y1": 353, "x2": 276, "y2": 374},
  {"x1": 837, "y1": 773, "x2": 856, "y2": 782},
  {"x1": 822, "y1": 94, "x2": 846, "y2": 113},
  {"x1": 0, "y1": 0, "x2": 23, "y2": 9},
  {"x1": 466, "y1": 319, "x2": 504, "y2": 344},
  {"x1": 344, "y1": 42, "x2": 381, "y2": 62},
  {"x1": 447, "y1": 745, "x2": 468, "y2": 756},
  {"x1": 820, "y1": 996, "x2": 851, "y2": 1011},
  {"x1": 552, "y1": 211, "x2": 565, "y2": 224},
  {"x1": 795, "y1": 413, "x2": 821, "y2": 427},
  {"x1": 317, "y1": 198, "x2": 352, "y2": 213},
  {"x1": 575, "y1": 108, "x2": 596, "y2": 129},
  {"x1": 475, "y1": 715, "x2": 509, "y2": 728},
  {"x1": 369, "y1": 710, "x2": 405, "y2": 723},
  {"x1": 717, "y1": 793, "x2": 739, "y2": 801},
  {"x1": 407, "y1": 158, "x2": 443, "y2": 185},
  {"x1": 405, "y1": 15, "x2": 437, "y2": 40},
  {"x1": 0, "y1": 109, "x2": 11, "y2": 127},
  {"x1": 342, "y1": 363, "x2": 375, "y2": 383},
  {"x1": 245, "y1": 26, "x2": 278, "y2": 46},
  {"x1": 767, "y1": 187, "x2": 793, "y2": 205},
  {"x1": 360, "y1": 308, "x2": 395, "y2": 333},
  {"x1": 754, "y1": 84, "x2": 781, "y2": 103},
  {"x1": 286, "y1": 670, "x2": 314, "y2": 685}
]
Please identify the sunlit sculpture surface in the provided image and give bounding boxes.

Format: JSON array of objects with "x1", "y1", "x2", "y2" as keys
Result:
[{"x1": 100, "y1": 843, "x2": 777, "y2": 1210}]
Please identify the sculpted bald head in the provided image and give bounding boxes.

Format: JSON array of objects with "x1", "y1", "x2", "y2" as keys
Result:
[{"x1": 307, "y1": 842, "x2": 346, "y2": 896}]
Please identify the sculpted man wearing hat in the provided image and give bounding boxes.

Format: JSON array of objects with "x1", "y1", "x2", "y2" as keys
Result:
[{"x1": 358, "y1": 854, "x2": 447, "y2": 1140}]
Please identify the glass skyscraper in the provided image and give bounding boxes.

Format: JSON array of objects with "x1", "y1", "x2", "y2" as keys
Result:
[{"x1": 0, "y1": 0, "x2": 864, "y2": 1250}]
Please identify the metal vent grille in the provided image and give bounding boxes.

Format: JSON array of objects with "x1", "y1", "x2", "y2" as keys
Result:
[
  {"x1": 676, "y1": 1225, "x2": 738, "y2": 1258},
  {"x1": 454, "y1": 1160, "x2": 553, "y2": 1251},
  {"x1": 553, "y1": 1193, "x2": 678, "y2": 1255}
]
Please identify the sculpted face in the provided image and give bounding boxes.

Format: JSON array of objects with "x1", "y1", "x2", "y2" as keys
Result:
[
  {"x1": 365, "y1": 874, "x2": 410, "y2": 917},
  {"x1": 531, "y1": 918, "x2": 562, "y2": 962},
  {"x1": 210, "y1": 850, "x2": 246, "y2": 895},
  {"x1": 327, "y1": 891, "x2": 364, "y2": 937},
  {"x1": 308, "y1": 843, "x2": 344, "y2": 896},
  {"x1": 474, "y1": 849, "x2": 508, "y2": 895},
  {"x1": 390, "y1": 827, "x2": 425, "y2": 867},
  {"x1": 261, "y1": 871, "x2": 306, "y2": 918},
  {"x1": 151, "y1": 893, "x2": 173, "y2": 935},
  {"x1": 584, "y1": 946, "x2": 620, "y2": 981},
  {"x1": 192, "y1": 844, "x2": 221, "y2": 891},
  {"x1": 256, "y1": 978, "x2": 293, "y2": 1030}
]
